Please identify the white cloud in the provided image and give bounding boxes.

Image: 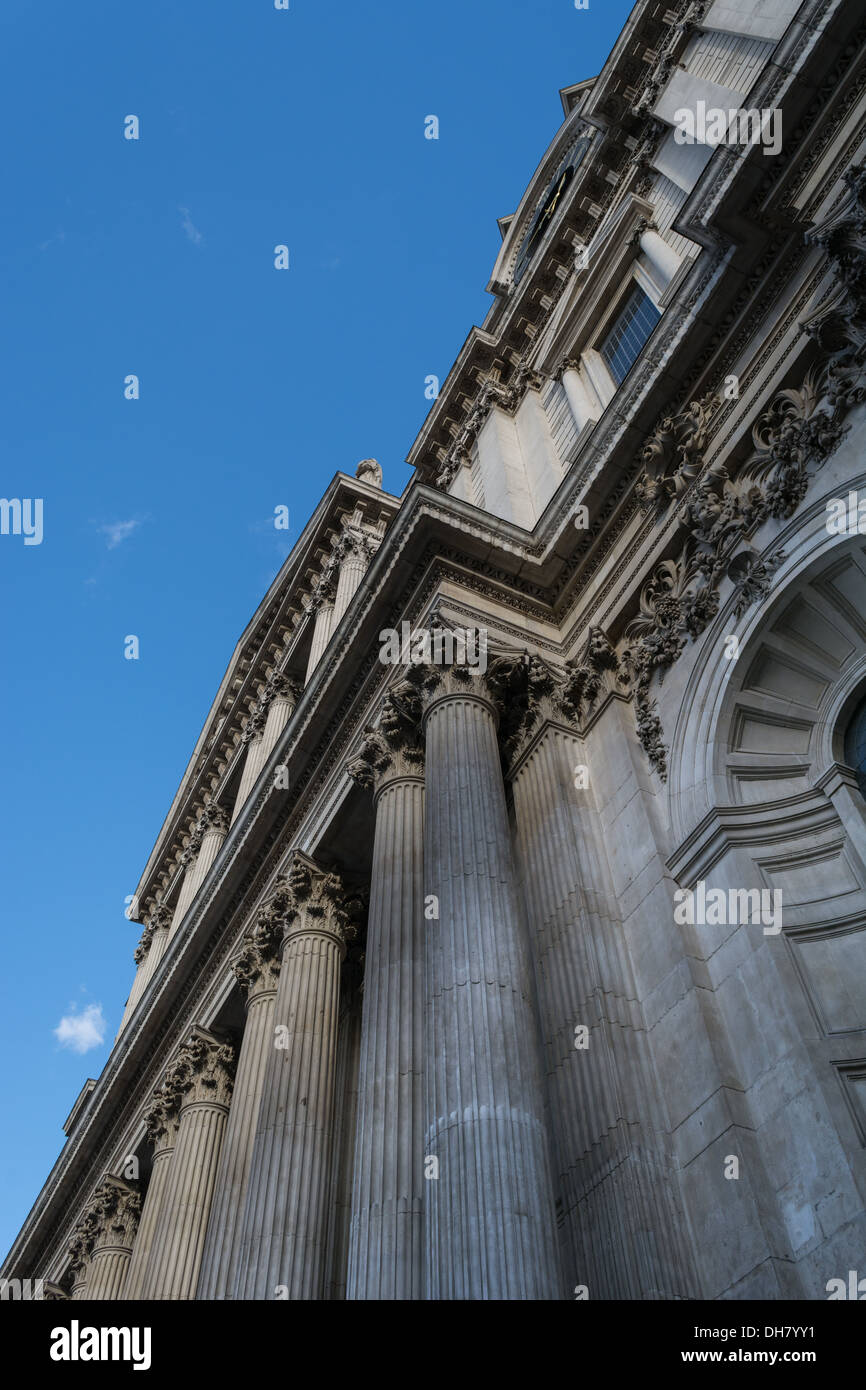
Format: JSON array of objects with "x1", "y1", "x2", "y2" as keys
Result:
[
  {"x1": 179, "y1": 206, "x2": 203, "y2": 245},
  {"x1": 98, "y1": 519, "x2": 140, "y2": 549},
  {"x1": 54, "y1": 1004, "x2": 106, "y2": 1054}
]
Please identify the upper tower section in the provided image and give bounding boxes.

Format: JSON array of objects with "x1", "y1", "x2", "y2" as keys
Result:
[{"x1": 408, "y1": 0, "x2": 802, "y2": 528}]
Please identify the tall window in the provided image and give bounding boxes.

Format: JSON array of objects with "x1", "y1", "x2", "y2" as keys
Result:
[
  {"x1": 844, "y1": 692, "x2": 866, "y2": 799},
  {"x1": 599, "y1": 283, "x2": 661, "y2": 385}
]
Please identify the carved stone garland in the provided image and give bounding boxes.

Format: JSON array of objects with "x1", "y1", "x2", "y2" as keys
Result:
[{"x1": 618, "y1": 163, "x2": 866, "y2": 777}]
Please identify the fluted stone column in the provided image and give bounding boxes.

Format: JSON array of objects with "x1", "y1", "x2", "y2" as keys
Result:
[
  {"x1": 232, "y1": 673, "x2": 300, "y2": 822},
  {"x1": 139, "y1": 1031, "x2": 236, "y2": 1300},
  {"x1": 117, "y1": 903, "x2": 173, "y2": 1035},
  {"x1": 332, "y1": 528, "x2": 373, "y2": 628},
  {"x1": 124, "y1": 1085, "x2": 183, "y2": 1299},
  {"x1": 345, "y1": 685, "x2": 426, "y2": 1300},
  {"x1": 168, "y1": 803, "x2": 230, "y2": 941},
  {"x1": 323, "y1": 974, "x2": 362, "y2": 1300},
  {"x1": 197, "y1": 915, "x2": 282, "y2": 1299},
  {"x1": 233, "y1": 856, "x2": 361, "y2": 1299},
  {"x1": 416, "y1": 659, "x2": 560, "y2": 1300},
  {"x1": 85, "y1": 1177, "x2": 141, "y2": 1300},
  {"x1": 305, "y1": 576, "x2": 336, "y2": 683},
  {"x1": 505, "y1": 640, "x2": 698, "y2": 1299}
]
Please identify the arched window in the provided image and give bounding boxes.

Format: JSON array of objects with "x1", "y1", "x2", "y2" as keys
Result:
[{"x1": 844, "y1": 692, "x2": 866, "y2": 799}]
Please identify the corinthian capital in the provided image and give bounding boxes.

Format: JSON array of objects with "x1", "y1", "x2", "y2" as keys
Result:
[
  {"x1": 143, "y1": 1089, "x2": 181, "y2": 1151},
  {"x1": 172, "y1": 1031, "x2": 236, "y2": 1109},
  {"x1": 332, "y1": 521, "x2": 375, "y2": 565},
  {"x1": 283, "y1": 851, "x2": 364, "y2": 950},
  {"x1": 87, "y1": 1177, "x2": 141, "y2": 1250},
  {"x1": 308, "y1": 569, "x2": 337, "y2": 613},
  {"x1": 346, "y1": 681, "x2": 425, "y2": 792},
  {"x1": 266, "y1": 669, "x2": 302, "y2": 706},
  {"x1": 485, "y1": 650, "x2": 560, "y2": 764},
  {"x1": 232, "y1": 911, "x2": 282, "y2": 998},
  {"x1": 68, "y1": 1208, "x2": 100, "y2": 1273},
  {"x1": 133, "y1": 921, "x2": 154, "y2": 965},
  {"x1": 148, "y1": 902, "x2": 172, "y2": 933},
  {"x1": 199, "y1": 800, "x2": 230, "y2": 836}
]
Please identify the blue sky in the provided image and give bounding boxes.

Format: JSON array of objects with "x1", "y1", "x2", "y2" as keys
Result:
[{"x1": 0, "y1": 0, "x2": 633, "y2": 1260}]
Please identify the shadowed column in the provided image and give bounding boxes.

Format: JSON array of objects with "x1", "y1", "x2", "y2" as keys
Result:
[
  {"x1": 233, "y1": 856, "x2": 361, "y2": 1299},
  {"x1": 139, "y1": 1030, "x2": 236, "y2": 1300},
  {"x1": 345, "y1": 682, "x2": 426, "y2": 1299},
  {"x1": 124, "y1": 1085, "x2": 183, "y2": 1299},
  {"x1": 117, "y1": 902, "x2": 173, "y2": 1036},
  {"x1": 84, "y1": 1177, "x2": 141, "y2": 1300},
  {"x1": 416, "y1": 658, "x2": 560, "y2": 1300},
  {"x1": 232, "y1": 673, "x2": 300, "y2": 822},
  {"x1": 197, "y1": 913, "x2": 282, "y2": 1299}
]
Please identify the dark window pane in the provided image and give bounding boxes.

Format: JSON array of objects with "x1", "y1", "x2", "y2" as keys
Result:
[
  {"x1": 845, "y1": 693, "x2": 866, "y2": 799},
  {"x1": 600, "y1": 283, "x2": 661, "y2": 384}
]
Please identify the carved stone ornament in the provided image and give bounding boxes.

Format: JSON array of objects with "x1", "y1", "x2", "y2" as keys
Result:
[
  {"x1": 133, "y1": 921, "x2": 154, "y2": 965},
  {"x1": 636, "y1": 393, "x2": 720, "y2": 507},
  {"x1": 355, "y1": 457, "x2": 383, "y2": 488},
  {"x1": 143, "y1": 1089, "x2": 181, "y2": 1152},
  {"x1": 198, "y1": 799, "x2": 230, "y2": 837},
  {"x1": 282, "y1": 851, "x2": 365, "y2": 950},
  {"x1": 87, "y1": 1177, "x2": 142, "y2": 1251},
  {"x1": 560, "y1": 627, "x2": 624, "y2": 725},
  {"x1": 618, "y1": 162, "x2": 866, "y2": 777},
  {"x1": 332, "y1": 521, "x2": 377, "y2": 566},
  {"x1": 67, "y1": 1207, "x2": 100, "y2": 1273},
  {"x1": 242, "y1": 669, "x2": 301, "y2": 745},
  {"x1": 231, "y1": 909, "x2": 283, "y2": 998},
  {"x1": 170, "y1": 1032, "x2": 237, "y2": 1110},
  {"x1": 346, "y1": 681, "x2": 425, "y2": 792},
  {"x1": 307, "y1": 567, "x2": 338, "y2": 613}
]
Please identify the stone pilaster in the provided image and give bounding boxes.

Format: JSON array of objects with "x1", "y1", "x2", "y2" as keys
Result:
[
  {"x1": 196, "y1": 914, "x2": 282, "y2": 1299},
  {"x1": 123, "y1": 1085, "x2": 183, "y2": 1299},
  {"x1": 305, "y1": 575, "x2": 336, "y2": 682},
  {"x1": 117, "y1": 903, "x2": 173, "y2": 1035},
  {"x1": 414, "y1": 658, "x2": 561, "y2": 1299},
  {"x1": 84, "y1": 1177, "x2": 141, "y2": 1300},
  {"x1": 233, "y1": 856, "x2": 362, "y2": 1299},
  {"x1": 139, "y1": 1031, "x2": 236, "y2": 1300},
  {"x1": 345, "y1": 684, "x2": 426, "y2": 1299},
  {"x1": 168, "y1": 802, "x2": 230, "y2": 940}
]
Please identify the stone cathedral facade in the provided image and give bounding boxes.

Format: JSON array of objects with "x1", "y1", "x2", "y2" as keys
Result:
[{"x1": 6, "y1": 0, "x2": 866, "y2": 1302}]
